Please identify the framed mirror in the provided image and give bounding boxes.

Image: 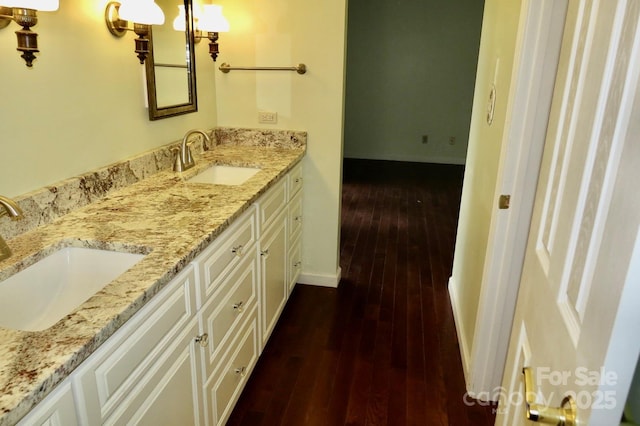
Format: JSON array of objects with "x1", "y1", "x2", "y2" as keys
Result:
[{"x1": 145, "y1": 0, "x2": 197, "y2": 120}]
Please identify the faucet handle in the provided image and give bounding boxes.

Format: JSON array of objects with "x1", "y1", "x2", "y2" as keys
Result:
[
  {"x1": 184, "y1": 142, "x2": 195, "y2": 168},
  {"x1": 171, "y1": 147, "x2": 185, "y2": 172},
  {"x1": 0, "y1": 237, "x2": 12, "y2": 262}
]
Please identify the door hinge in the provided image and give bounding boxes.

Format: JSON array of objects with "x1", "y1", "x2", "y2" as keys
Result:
[{"x1": 499, "y1": 195, "x2": 511, "y2": 209}]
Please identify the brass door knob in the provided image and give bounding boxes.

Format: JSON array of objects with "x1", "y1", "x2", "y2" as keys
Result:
[{"x1": 523, "y1": 367, "x2": 577, "y2": 425}]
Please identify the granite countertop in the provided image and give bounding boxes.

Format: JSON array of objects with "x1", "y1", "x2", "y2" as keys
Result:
[{"x1": 0, "y1": 143, "x2": 304, "y2": 425}]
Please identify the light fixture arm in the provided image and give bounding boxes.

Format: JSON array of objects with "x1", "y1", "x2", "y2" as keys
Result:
[
  {"x1": 13, "y1": 8, "x2": 38, "y2": 67},
  {"x1": 104, "y1": 1, "x2": 128, "y2": 37},
  {"x1": 104, "y1": 1, "x2": 159, "y2": 64},
  {"x1": 193, "y1": 4, "x2": 228, "y2": 62},
  {"x1": 207, "y1": 31, "x2": 219, "y2": 62},
  {"x1": 195, "y1": 31, "x2": 221, "y2": 61},
  {"x1": 0, "y1": 6, "x2": 12, "y2": 27},
  {"x1": 132, "y1": 23, "x2": 150, "y2": 64},
  {"x1": 0, "y1": 6, "x2": 40, "y2": 67}
]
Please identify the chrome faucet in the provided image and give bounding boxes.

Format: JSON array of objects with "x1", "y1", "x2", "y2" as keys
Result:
[
  {"x1": 173, "y1": 129, "x2": 212, "y2": 172},
  {"x1": 0, "y1": 195, "x2": 24, "y2": 261}
]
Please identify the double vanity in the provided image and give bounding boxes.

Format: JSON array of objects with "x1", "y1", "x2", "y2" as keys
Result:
[{"x1": 0, "y1": 128, "x2": 305, "y2": 425}]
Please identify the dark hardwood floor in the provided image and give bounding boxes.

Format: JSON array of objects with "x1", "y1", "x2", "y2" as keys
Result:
[{"x1": 228, "y1": 159, "x2": 497, "y2": 425}]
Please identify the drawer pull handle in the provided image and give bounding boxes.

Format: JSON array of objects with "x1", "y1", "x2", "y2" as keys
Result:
[
  {"x1": 231, "y1": 244, "x2": 244, "y2": 257},
  {"x1": 195, "y1": 333, "x2": 209, "y2": 347},
  {"x1": 260, "y1": 249, "x2": 270, "y2": 257},
  {"x1": 233, "y1": 301, "x2": 245, "y2": 313},
  {"x1": 234, "y1": 366, "x2": 247, "y2": 377}
]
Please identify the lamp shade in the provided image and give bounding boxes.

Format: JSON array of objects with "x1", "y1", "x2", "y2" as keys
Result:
[
  {"x1": 198, "y1": 4, "x2": 229, "y2": 32},
  {"x1": 0, "y1": 0, "x2": 58, "y2": 11},
  {"x1": 172, "y1": 5, "x2": 185, "y2": 31},
  {"x1": 118, "y1": 0, "x2": 165, "y2": 25}
]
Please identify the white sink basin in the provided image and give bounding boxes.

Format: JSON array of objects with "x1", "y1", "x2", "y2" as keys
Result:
[
  {"x1": 0, "y1": 247, "x2": 145, "y2": 331},
  {"x1": 187, "y1": 165, "x2": 261, "y2": 185}
]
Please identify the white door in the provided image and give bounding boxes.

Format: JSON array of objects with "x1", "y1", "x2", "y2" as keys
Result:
[{"x1": 496, "y1": 1, "x2": 640, "y2": 425}]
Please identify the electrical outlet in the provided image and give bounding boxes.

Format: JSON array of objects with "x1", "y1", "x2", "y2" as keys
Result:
[
  {"x1": 258, "y1": 111, "x2": 278, "y2": 124},
  {"x1": 422, "y1": 135, "x2": 429, "y2": 144},
  {"x1": 449, "y1": 136, "x2": 456, "y2": 145}
]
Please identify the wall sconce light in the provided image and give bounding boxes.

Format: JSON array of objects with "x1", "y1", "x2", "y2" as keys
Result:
[
  {"x1": 104, "y1": 0, "x2": 165, "y2": 64},
  {"x1": 196, "y1": 4, "x2": 228, "y2": 62},
  {"x1": 0, "y1": 0, "x2": 59, "y2": 67}
]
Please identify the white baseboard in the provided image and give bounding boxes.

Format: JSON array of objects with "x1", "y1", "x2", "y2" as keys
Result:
[
  {"x1": 448, "y1": 276, "x2": 473, "y2": 394},
  {"x1": 297, "y1": 267, "x2": 342, "y2": 288},
  {"x1": 343, "y1": 153, "x2": 466, "y2": 166}
]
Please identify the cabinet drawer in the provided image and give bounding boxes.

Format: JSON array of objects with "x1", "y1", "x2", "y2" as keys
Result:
[
  {"x1": 288, "y1": 162, "x2": 303, "y2": 200},
  {"x1": 257, "y1": 177, "x2": 287, "y2": 231},
  {"x1": 206, "y1": 316, "x2": 259, "y2": 426},
  {"x1": 288, "y1": 190, "x2": 303, "y2": 242},
  {"x1": 75, "y1": 266, "x2": 197, "y2": 422},
  {"x1": 196, "y1": 207, "x2": 257, "y2": 305},
  {"x1": 200, "y1": 253, "x2": 258, "y2": 376},
  {"x1": 287, "y1": 237, "x2": 302, "y2": 295}
]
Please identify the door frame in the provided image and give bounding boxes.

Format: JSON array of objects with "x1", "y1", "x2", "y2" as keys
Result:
[{"x1": 466, "y1": 0, "x2": 569, "y2": 397}]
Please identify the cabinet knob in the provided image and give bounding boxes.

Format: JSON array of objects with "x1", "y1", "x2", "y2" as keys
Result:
[
  {"x1": 195, "y1": 333, "x2": 209, "y2": 347},
  {"x1": 232, "y1": 301, "x2": 245, "y2": 313},
  {"x1": 231, "y1": 244, "x2": 244, "y2": 257},
  {"x1": 295, "y1": 177, "x2": 302, "y2": 184},
  {"x1": 234, "y1": 366, "x2": 247, "y2": 377},
  {"x1": 294, "y1": 215, "x2": 302, "y2": 223},
  {"x1": 294, "y1": 261, "x2": 302, "y2": 268},
  {"x1": 260, "y1": 249, "x2": 270, "y2": 257}
]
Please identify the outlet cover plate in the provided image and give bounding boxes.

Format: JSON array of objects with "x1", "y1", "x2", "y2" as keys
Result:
[{"x1": 258, "y1": 111, "x2": 278, "y2": 124}]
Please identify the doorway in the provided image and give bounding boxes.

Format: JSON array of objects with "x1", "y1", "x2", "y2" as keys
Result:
[{"x1": 343, "y1": 0, "x2": 485, "y2": 165}]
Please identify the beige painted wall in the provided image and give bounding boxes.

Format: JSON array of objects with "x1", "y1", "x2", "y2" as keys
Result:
[
  {"x1": 0, "y1": 0, "x2": 347, "y2": 286},
  {"x1": 213, "y1": 0, "x2": 347, "y2": 285},
  {"x1": 0, "y1": 1, "x2": 217, "y2": 198},
  {"x1": 449, "y1": 0, "x2": 522, "y2": 359}
]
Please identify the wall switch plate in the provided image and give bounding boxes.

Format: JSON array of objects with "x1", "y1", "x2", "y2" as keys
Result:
[{"x1": 258, "y1": 111, "x2": 278, "y2": 124}]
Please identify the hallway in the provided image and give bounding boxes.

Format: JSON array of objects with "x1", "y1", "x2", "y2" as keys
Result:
[{"x1": 228, "y1": 159, "x2": 496, "y2": 425}]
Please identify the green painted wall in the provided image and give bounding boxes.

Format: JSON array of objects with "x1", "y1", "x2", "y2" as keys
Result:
[{"x1": 343, "y1": 0, "x2": 484, "y2": 164}]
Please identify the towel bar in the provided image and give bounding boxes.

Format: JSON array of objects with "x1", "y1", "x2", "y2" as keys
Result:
[{"x1": 219, "y1": 63, "x2": 307, "y2": 74}]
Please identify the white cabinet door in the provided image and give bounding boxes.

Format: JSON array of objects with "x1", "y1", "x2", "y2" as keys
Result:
[
  {"x1": 259, "y1": 208, "x2": 288, "y2": 346},
  {"x1": 75, "y1": 266, "x2": 200, "y2": 425},
  {"x1": 17, "y1": 381, "x2": 78, "y2": 426},
  {"x1": 112, "y1": 319, "x2": 202, "y2": 426}
]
